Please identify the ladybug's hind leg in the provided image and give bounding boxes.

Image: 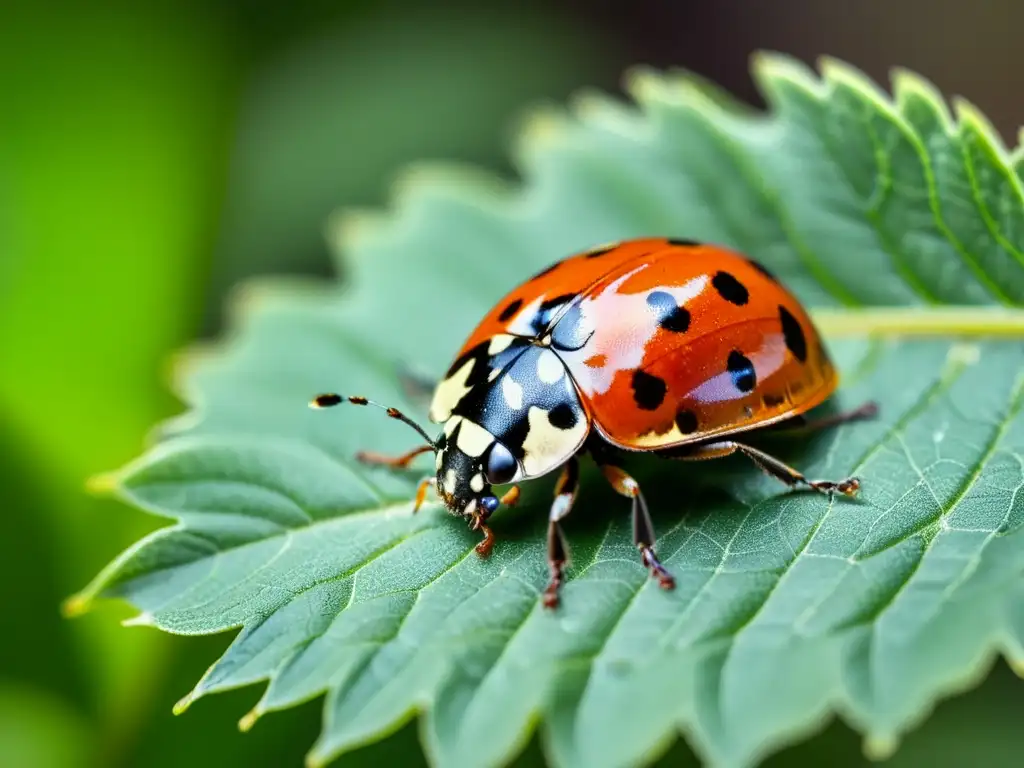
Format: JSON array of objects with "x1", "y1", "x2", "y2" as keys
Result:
[
  {"x1": 542, "y1": 457, "x2": 580, "y2": 610},
  {"x1": 771, "y1": 401, "x2": 879, "y2": 434},
  {"x1": 677, "y1": 441, "x2": 860, "y2": 497},
  {"x1": 592, "y1": 456, "x2": 676, "y2": 592}
]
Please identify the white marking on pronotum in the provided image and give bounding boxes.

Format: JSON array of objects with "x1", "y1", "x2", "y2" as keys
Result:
[
  {"x1": 501, "y1": 375, "x2": 524, "y2": 410},
  {"x1": 430, "y1": 360, "x2": 475, "y2": 422},
  {"x1": 488, "y1": 334, "x2": 515, "y2": 355},
  {"x1": 470, "y1": 473, "x2": 485, "y2": 492},
  {"x1": 455, "y1": 419, "x2": 495, "y2": 457},
  {"x1": 536, "y1": 348, "x2": 565, "y2": 384}
]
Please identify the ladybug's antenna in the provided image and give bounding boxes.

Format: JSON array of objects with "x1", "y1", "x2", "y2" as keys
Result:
[{"x1": 309, "y1": 393, "x2": 437, "y2": 448}]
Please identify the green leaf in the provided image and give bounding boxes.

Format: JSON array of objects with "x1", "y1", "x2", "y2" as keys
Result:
[{"x1": 74, "y1": 54, "x2": 1024, "y2": 768}]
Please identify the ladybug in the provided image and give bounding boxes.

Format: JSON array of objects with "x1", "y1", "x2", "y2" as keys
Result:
[{"x1": 311, "y1": 237, "x2": 877, "y2": 608}]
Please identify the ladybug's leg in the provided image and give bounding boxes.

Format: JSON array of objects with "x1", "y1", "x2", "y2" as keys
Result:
[
  {"x1": 682, "y1": 441, "x2": 860, "y2": 497},
  {"x1": 412, "y1": 477, "x2": 436, "y2": 513},
  {"x1": 597, "y1": 462, "x2": 676, "y2": 592},
  {"x1": 356, "y1": 444, "x2": 434, "y2": 469},
  {"x1": 542, "y1": 457, "x2": 580, "y2": 610},
  {"x1": 771, "y1": 401, "x2": 879, "y2": 434}
]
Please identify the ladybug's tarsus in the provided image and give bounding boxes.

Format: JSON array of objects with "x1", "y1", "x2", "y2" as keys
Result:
[
  {"x1": 471, "y1": 514, "x2": 496, "y2": 557},
  {"x1": 784, "y1": 400, "x2": 879, "y2": 433},
  {"x1": 598, "y1": 460, "x2": 677, "y2": 591},
  {"x1": 542, "y1": 458, "x2": 579, "y2": 610}
]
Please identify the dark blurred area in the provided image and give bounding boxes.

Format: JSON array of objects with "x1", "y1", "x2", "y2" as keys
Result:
[{"x1": 1, "y1": 1, "x2": 1022, "y2": 766}]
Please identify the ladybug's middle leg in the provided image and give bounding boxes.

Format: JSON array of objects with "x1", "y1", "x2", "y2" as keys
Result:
[
  {"x1": 356, "y1": 444, "x2": 434, "y2": 469},
  {"x1": 595, "y1": 460, "x2": 676, "y2": 592},
  {"x1": 542, "y1": 457, "x2": 580, "y2": 609},
  {"x1": 678, "y1": 441, "x2": 860, "y2": 497}
]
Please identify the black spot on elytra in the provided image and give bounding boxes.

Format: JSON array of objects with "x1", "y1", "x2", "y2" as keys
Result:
[
  {"x1": 667, "y1": 238, "x2": 701, "y2": 247},
  {"x1": 779, "y1": 305, "x2": 807, "y2": 362},
  {"x1": 498, "y1": 298, "x2": 522, "y2": 322},
  {"x1": 631, "y1": 370, "x2": 667, "y2": 410},
  {"x1": 712, "y1": 271, "x2": 749, "y2": 306},
  {"x1": 749, "y1": 259, "x2": 778, "y2": 282},
  {"x1": 727, "y1": 350, "x2": 756, "y2": 393},
  {"x1": 645, "y1": 290, "x2": 691, "y2": 333},
  {"x1": 547, "y1": 402, "x2": 578, "y2": 430},
  {"x1": 763, "y1": 392, "x2": 787, "y2": 408},
  {"x1": 674, "y1": 409, "x2": 698, "y2": 434},
  {"x1": 585, "y1": 245, "x2": 616, "y2": 258}
]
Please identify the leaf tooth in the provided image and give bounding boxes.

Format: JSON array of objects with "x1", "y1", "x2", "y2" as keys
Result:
[
  {"x1": 891, "y1": 66, "x2": 953, "y2": 131},
  {"x1": 122, "y1": 611, "x2": 155, "y2": 628},
  {"x1": 863, "y1": 732, "x2": 899, "y2": 761},
  {"x1": 173, "y1": 692, "x2": 194, "y2": 716},
  {"x1": 84, "y1": 470, "x2": 120, "y2": 496},
  {"x1": 59, "y1": 593, "x2": 92, "y2": 619},
  {"x1": 953, "y1": 96, "x2": 1014, "y2": 159},
  {"x1": 1008, "y1": 656, "x2": 1024, "y2": 679},
  {"x1": 238, "y1": 708, "x2": 260, "y2": 733},
  {"x1": 750, "y1": 50, "x2": 825, "y2": 107},
  {"x1": 818, "y1": 55, "x2": 893, "y2": 110}
]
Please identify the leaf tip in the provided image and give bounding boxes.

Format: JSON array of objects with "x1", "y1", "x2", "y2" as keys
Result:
[
  {"x1": 863, "y1": 733, "x2": 899, "y2": 761},
  {"x1": 238, "y1": 707, "x2": 261, "y2": 732},
  {"x1": 60, "y1": 593, "x2": 92, "y2": 619}
]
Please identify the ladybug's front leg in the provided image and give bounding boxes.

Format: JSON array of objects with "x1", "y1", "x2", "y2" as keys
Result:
[
  {"x1": 542, "y1": 457, "x2": 580, "y2": 610},
  {"x1": 596, "y1": 461, "x2": 676, "y2": 592}
]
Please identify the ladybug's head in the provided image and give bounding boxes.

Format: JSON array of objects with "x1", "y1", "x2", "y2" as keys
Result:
[
  {"x1": 308, "y1": 393, "x2": 521, "y2": 520},
  {"x1": 434, "y1": 416, "x2": 521, "y2": 518}
]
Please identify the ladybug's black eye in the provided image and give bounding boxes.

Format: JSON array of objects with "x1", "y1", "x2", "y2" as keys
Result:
[{"x1": 484, "y1": 442, "x2": 517, "y2": 485}]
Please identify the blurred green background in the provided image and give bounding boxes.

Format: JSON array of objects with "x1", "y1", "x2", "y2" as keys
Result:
[{"x1": 2, "y1": 1, "x2": 1023, "y2": 766}]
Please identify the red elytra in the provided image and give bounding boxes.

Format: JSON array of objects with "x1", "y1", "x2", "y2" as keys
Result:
[{"x1": 312, "y1": 237, "x2": 877, "y2": 609}]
